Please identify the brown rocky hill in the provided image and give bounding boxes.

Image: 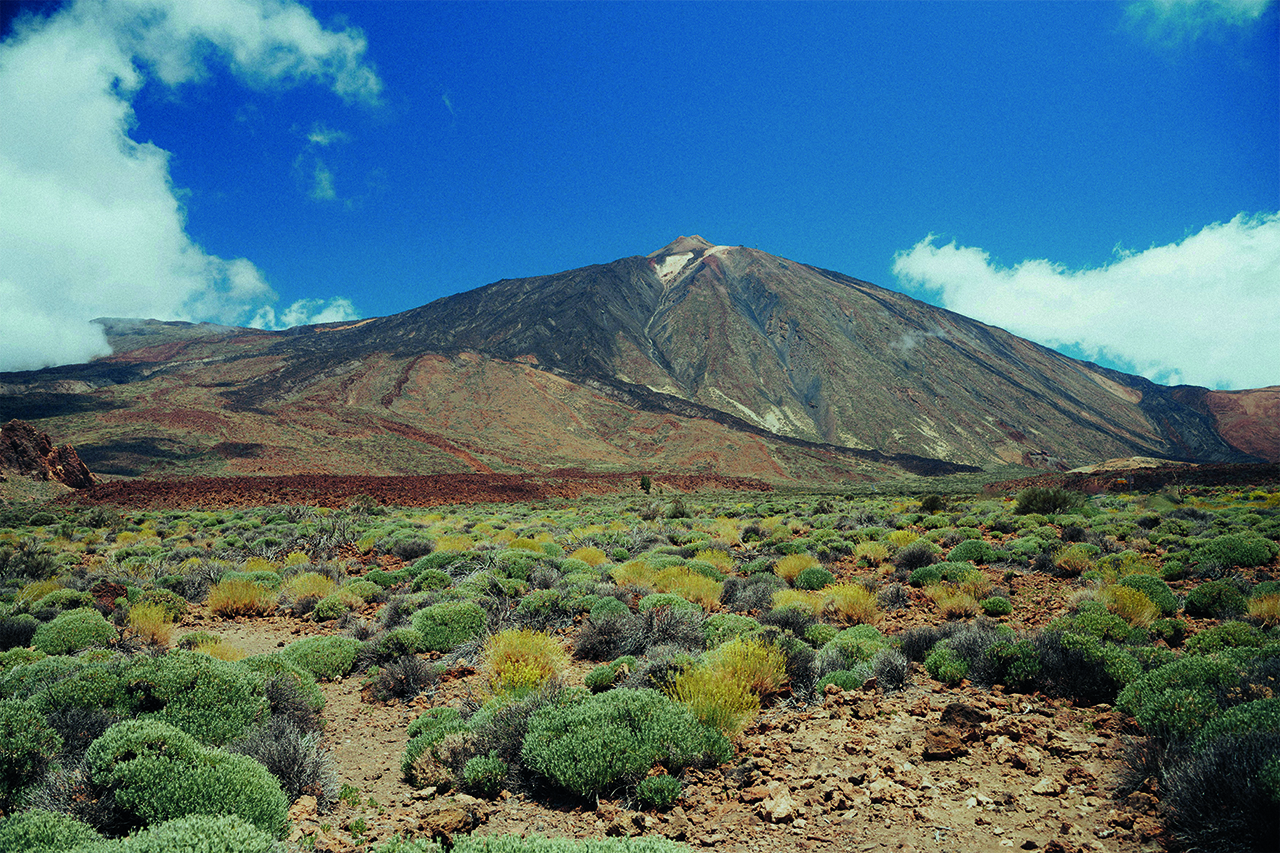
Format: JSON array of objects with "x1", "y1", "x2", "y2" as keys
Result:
[
  {"x1": 0, "y1": 237, "x2": 1274, "y2": 480},
  {"x1": 0, "y1": 418, "x2": 95, "y2": 488}
]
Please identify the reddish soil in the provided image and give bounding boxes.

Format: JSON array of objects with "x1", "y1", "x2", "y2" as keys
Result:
[{"x1": 58, "y1": 472, "x2": 772, "y2": 509}]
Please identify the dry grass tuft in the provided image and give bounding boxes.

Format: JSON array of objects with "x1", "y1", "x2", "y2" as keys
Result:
[
  {"x1": 127, "y1": 601, "x2": 173, "y2": 646},
  {"x1": 774, "y1": 553, "x2": 819, "y2": 583},
  {"x1": 1101, "y1": 585, "x2": 1159, "y2": 627},
  {"x1": 207, "y1": 577, "x2": 276, "y2": 617},
  {"x1": 1247, "y1": 594, "x2": 1280, "y2": 628},
  {"x1": 823, "y1": 583, "x2": 881, "y2": 625}
]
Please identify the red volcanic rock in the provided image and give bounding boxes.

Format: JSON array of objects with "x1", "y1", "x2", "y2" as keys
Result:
[{"x1": 1, "y1": 419, "x2": 96, "y2": 489}]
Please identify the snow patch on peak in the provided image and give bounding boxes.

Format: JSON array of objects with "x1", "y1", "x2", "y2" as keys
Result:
[{"x1": 648, "y1": 235, "x2": 715, "y2": 258}]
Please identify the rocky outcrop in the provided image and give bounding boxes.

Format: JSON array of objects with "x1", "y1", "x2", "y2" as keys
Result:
[{"x1": 0, "y1": 419, "x2": 95, "y2": 488}]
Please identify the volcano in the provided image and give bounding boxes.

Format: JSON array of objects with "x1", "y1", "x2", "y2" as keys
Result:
[{"x1": 0, "y1": 236, "x2": 1273, "y2": 481}]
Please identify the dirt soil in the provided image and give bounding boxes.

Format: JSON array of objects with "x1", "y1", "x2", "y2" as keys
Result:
[{"x1": 185, "y1": 557, "x2": 1171, "y2": 853}]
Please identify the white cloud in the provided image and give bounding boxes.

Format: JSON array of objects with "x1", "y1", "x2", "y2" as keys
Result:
[
  {"x1": 295, "y1": 121, "x2": 349, "y2": 202},
  {"x1": 891, "y1": 213, "x2": 1280, "y2": 391},
  {"x1": 1127, "y1": 0, "x2": 1275, "y2": 40},
  {"x1": 250, "y1": 296, "x2": 359, "y2": 330},
  {"x1": 0, "y1": 0, "x2": 376, "y2": 372}
]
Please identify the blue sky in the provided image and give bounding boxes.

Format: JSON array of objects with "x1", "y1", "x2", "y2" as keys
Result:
[{"x1": 1, "y1": 0, "x2": 1277, "y2": 389}]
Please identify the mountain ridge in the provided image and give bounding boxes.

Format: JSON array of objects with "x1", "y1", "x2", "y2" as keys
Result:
[{"x1": 0, "y1": 237, "x2": 1275, "y2": 480}]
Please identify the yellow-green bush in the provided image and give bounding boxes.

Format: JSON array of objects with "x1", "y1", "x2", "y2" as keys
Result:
[
  {"x1": 482, "y1": 629, "x2": 568, "y2": 699},
  {"x1": 774, "y1": 553, "x2": 818, "y2": 583}
]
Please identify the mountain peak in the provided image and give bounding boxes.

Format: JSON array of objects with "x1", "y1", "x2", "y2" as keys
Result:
[{"x1": 647, "y1": 235, "x2": 715, "y2": 258}]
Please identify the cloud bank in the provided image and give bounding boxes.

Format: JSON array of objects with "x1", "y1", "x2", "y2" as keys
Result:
[
  {"x1": 1127, "y1": 0, "x2": 1275, "y2": 41},
  {"x1": 0, "y1": 0, "x2": 379, "y2": 372},
  {"x1": 892, "y1": 213, "x2": 1280, "y2": 391}
]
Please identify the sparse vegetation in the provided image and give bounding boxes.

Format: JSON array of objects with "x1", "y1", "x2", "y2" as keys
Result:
[{"x1": 0, "y1": 481, "x2": 1276, "y2": 850}]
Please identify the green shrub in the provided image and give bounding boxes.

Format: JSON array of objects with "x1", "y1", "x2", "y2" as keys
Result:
[
  {"x1": 924, "y1": 645, "x2": 968, "y2": 686},
  {"x1": 124, "y1": 650, "x2": 268, "y2": 744},
  {"x1": 26, "y1": 654, "x2": 131, "y2": 716},
  {"x1": 402, "y1": 707, "x2": 469, "y2": 787},
  {"x1": 1047, "y1": 604, "x2": 1135, "y2": 643},
  {"x1": 1150, "y1": 618, "x2": 1187, "y2": 647},
  {"x1": 1185, "y1": 580, "x2": 1247, "y2": 619},
  {"x1": 1116, "y1": 649, "x2": 1259, "y2": 741},
  {"x1": 1193, "y1": 697, "x2": 1280, "y2": 749},
  {"x1": 803, "y1": 622, "x2": 838, "y2": 649},
  {"x1": 986, "y1": 639, "x2": 1041, "y2": 693},
  {"x1": 240, "y1": 654, "x2": 325, "y2": 714},
  {"x1": 980, "y1": 596, "x2": 1012, "y2": 617},
  {"x1": 816, "y1": 669, "x2": 867, "y2": 692},
  {"x1": 1116, "y1": 574, "x2": 1178, "y2": 616},
  {"x1": 311, "y1": 594, "x2": 353, "y2": 621},
  {"x1": 135, "y1": 588, "x2": 189, "y2": 620},
  {"x1": 85, "y1": 719, "x2": 289, "y2": 838},
  {"x1": 111, "y1": 813, "x2": 279, "y2": 853},
  {"x1": 411, "y1": 601, "x2": 487, "y2": 652},
  {"x1": 0, "y1": 808, "x2": 101, "y2": 852},
  {"x1": 907, "y1": 565, "x2": 942, "y2": 587},
  {"x1": 281, "y1": 636, "x2": 361, "y2": 681},
  {"x1": 794, "y1": 566, "x2": 834, "y2": 590},
  {"x1": 0, "y1": 698, "x2": 62, "y2": 809},
  {"x1": 462, "y1": 754, "x2": 507, "y2": 798},
  {"x1": 589, "y1": 597, "x2": 630, "y2": 621},
  {"x1": 1014, "y1": 487, "x2": 1084, "y2": 516},
  {"x1": 636, "y1": 773, "x2": 682, "y2": 810},
  {"x1": 1184, "y1": 620, "x2": 1267, "y2": 656},
  {"x1": 521, "y1": 688, "x2": 729, "y2": 800},
  {"x1": 1194, "y1": 533, "x2": 1279, "y2": 568},
  {"x1": 376, "y1": 627, "x2": 425, "y2": 660},
  {"x1": 33, "y1": 588, "x2": 96, "y2": 613},
  {"x1": 703, "y1": 613, "x2": 759, "y2": 648},
  {"x1": 946, "y1": 540, "x2": 1000, "y2": 565},
  {"x1": 636, "y1": 593, "x2": 698, "y2": 613},
  {"x1": 585, "y1": 663, "x2": 620, "y2": 692},
  {"x1": 32, "y1": 608, "x2": 115, "y2": 655}
]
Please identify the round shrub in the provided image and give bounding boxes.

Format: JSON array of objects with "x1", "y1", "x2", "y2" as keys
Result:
[
  {"x1": 924, "y1": 645, "x2": 968, "y2": 686},
  {"x1": 112, "y1": 813, "x2": 279, "y2": 853},
  {"x1": 1184, "y1": 620, "x2": 1267, "y2": 656},
  {"x1": 907, "y1": 565, "x2": 942, "y2": 587},
  {"x1": 947, "y1": 540, "x2": 1000, "y2": 565},
  {"x1": 0, "y1": 698, "x2": 62, "y2": 810},
  {"x1": 816, "y1": 669, "x2": 867, "y2": 692},
  {"x1": 0, "y1": 613, "x2": 40, "y2": 652},
  {"x1": 637, "y1": 593, "x2": 698, "y2": 613},
  {"x1": 280, "y1": 636, "x2": 361, "y2": 681},
  {"x1": 462, "y1": 754, "x2": 507, "y2": 798},
  {"x1": 414, "y1": 563, "x2": 455, "y2": 591},
  {"x1": 1185, "y1": 580, "x2": 1247, "y2": 619},
  {"x1": 375, "y1": 627, "x2": 425, "y2": 661},
  {"x1": 1194, "y1": 533, "x2": 1279, "y2": 569},
  {"x1": 589, "y1": 597, "x2": 631, "y2": 621},
  {"x1": 31, "y1": 608, "x2": 115, "y2": 655},
  {"x1": 1150, "y1": 618, "x2": 1187, "y2": 647},
  {"x1": 637, "y1": 774, "x2": 682, "y2": 810},
  {"x1": 1115, "y1": 650, "x2": 1256, "y2": 741},
  {"x1": 703, "y1": 613, "x2": 760, "y2": 648},
  {"x1": 124, "y1": 650, "x2": 269, "y2": 745},
  {"x1": 411, "y1": 601, "x2": 487, "y2": 652},
  {"x1": 1116, "y1": 574, "x2": 1178, "y2": 616},
  {"x1": 311, "y1": 594, "x2": 354, "y2": 621},
  {"x1": 0, "y1": 808, "x2": 102, "y2": 852},
  {"x1": 521, "y1": 688, "x2": 729, "y2": 800},
  {"x1": 1193, "y1": 697, "x2": 1280, "y2": 750},
  {"x1": 585, "y1": 663, "x2": 620, "y2": 693},
  {"x1": 85, "y1": 719, "x2": 289, "y2": 838},
  {"x1": 794, "y1": 566, "x2": 834, "y2": 591},
  {"x1": 980, "y1": 596, "x2": 1012, "y2": 617}
]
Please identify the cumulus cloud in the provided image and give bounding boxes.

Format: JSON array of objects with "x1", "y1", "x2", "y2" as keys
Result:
[
  {"x1": 891, "y1": 213, "x2": 1280, "y2": 391},
  {"x1": 251, "y1": 296, "x2": 359, "y2": 331},
  {"x1": 1127, "y1": 0, "x2": 1275, "y2": 40},
  {"x1": 0, "y1": 0, "x2": 378, "y2": 372}
]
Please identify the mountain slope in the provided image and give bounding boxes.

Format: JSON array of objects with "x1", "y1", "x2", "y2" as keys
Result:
[{"x1": 0, "y1": 237, "x2": 1273, "y2": 480}]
